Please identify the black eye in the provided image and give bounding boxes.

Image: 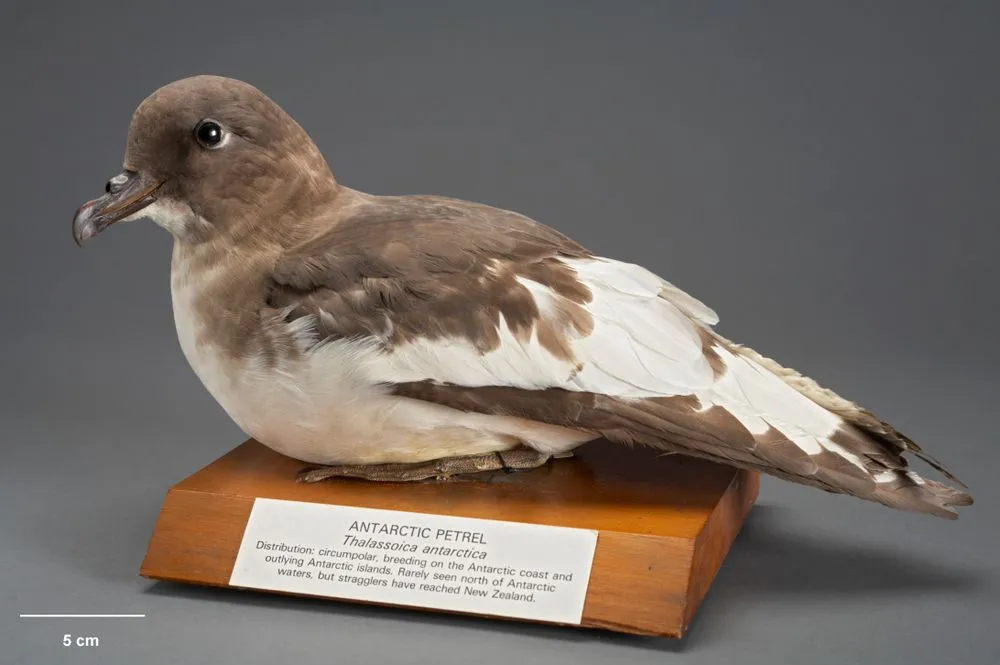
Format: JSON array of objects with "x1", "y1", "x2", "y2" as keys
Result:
[{"x1": 195, "y1": 119, "x2": 225, "y2": 149}]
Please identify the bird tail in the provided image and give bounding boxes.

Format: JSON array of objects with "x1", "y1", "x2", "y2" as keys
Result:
[
  {"x1": 386, "y1": 332, "x2": 974, "y2": 518},
  {"x1": 634, "y1": 333, "x2": 974, "y2": 519}
]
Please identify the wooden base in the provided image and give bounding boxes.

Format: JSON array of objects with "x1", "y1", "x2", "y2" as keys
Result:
[{"x1": 140, "y1": 440, "x2": 757, "y2": 637}]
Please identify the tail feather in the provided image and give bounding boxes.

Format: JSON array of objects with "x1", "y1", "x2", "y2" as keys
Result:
[
  {"x1": 608, "y1": 394, "x2": 972, "y2": 518},
  {"x1": 871, "y1": 471, "x2": 974, "y2": 520},
  {"x1": 658, "y1": 333, "x2": 975, "y2": 518},
  {"x1": 388, "y1": 330, "x2": 974, "y2": 519},
  {"x1": 721, "y1": 336, "x2": 969, "y2": 488}
]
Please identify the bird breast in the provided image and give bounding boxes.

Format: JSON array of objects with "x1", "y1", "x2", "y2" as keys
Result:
[{"x1": 167, "y1": 246, "x2": 557, "y2": 465}]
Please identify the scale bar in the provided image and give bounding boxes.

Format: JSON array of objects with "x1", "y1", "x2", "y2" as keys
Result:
[{"x1": 20, "y1": 614, "x2": 146, "y2": 618}]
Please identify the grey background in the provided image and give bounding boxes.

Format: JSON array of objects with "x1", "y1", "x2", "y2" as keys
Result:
[{"x1": 1, "y1": 1, "x2": 997, "y2": 663}]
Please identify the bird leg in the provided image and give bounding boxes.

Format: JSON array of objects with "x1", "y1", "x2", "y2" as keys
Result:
[{"x1": 296, "y1": 448, "x2": 557, "y2": 483}]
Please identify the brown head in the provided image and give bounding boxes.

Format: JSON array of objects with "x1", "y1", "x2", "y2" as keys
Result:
[{"x1": 72, "y1": 75, "x2": 338, "y2": 246}]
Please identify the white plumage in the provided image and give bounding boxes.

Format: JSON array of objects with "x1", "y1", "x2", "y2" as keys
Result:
[
  {"x1": 365, "y1": 257, "x2": 856, "y2": 468},
  {"x1": 370, "y1": 257, "x2": 715, "y2": 397}
]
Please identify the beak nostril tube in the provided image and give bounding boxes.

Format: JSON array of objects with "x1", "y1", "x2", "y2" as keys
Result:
[
  {"x1": 74, "y1": 169, "x2": 160, "y2": 245},
  {"x1": 106, "y1": 171, "x2": 131, "y2": 195}
]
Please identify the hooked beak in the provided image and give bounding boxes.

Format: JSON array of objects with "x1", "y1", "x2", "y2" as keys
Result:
[{"x1": 72, "y1": 170, "x2": 162, "y2": 245}]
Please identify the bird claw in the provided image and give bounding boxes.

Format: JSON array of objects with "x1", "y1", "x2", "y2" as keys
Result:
[{"x1": 296, "y1": 448, "x2": 555, "y2": 483}]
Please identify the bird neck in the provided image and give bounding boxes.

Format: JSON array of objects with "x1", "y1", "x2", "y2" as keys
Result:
[{"x1": 169, "y1": 178, "x2": 364, "y2": 262}]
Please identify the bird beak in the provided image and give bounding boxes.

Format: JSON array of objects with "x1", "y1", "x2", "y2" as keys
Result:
[{"x1": 72, "y1": 170, "x2": 162, "y2": 245}]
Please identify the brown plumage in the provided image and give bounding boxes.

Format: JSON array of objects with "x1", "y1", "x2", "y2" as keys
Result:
[
  {"x1": 72, "y1": 75, "x2": 973, "y2": 520},
  {"x1": 267, "y1": 195, "x2": 593, "y2": 356}
]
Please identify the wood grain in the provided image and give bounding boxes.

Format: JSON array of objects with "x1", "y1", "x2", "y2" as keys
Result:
[{"x1": 141, "y1": 439, "x2": 757, "y2": 637}]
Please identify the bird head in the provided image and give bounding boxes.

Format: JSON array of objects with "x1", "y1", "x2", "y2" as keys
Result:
[{"x1": 72, "y1": 75, "x2": 336, "y2": 246}]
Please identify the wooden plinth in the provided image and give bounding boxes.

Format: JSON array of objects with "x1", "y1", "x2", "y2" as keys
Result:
[{"x1": 140, "y1": 440, "x2": 757, "y2": 637}]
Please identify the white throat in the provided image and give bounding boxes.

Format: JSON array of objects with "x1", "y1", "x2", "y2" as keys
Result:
[{"x1": 125, "y1": 198, "x2": 210, "y2": 238}]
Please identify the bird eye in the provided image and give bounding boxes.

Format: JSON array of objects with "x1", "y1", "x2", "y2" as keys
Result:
[{"x1": 194, "y1": 119, "x2": 226, "y2": 149}]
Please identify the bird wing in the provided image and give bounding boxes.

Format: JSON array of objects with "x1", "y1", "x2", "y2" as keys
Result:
[{"x1": 267, "y1": 194, "x2": 971, "y2": 518}]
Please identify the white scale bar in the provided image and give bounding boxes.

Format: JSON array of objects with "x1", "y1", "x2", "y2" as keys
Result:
[{"x1": 19, "y1": 614, "x2": 146, "y2": 618}]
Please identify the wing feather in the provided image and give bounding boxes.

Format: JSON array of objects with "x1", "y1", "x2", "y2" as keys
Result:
[{"x1": 267, "y1": 193, "x2": 971, "y2": 517}]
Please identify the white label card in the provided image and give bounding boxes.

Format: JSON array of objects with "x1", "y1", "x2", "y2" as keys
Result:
[{"x1": 229, "y1": 499, "x2": 598, "y2": 624}]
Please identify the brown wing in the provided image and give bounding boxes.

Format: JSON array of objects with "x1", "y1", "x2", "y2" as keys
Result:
[
  {"x1": 389, "y1": 380, "x2": 972, "y2": 519},
  {"x1": 266, "y1": 194, "x2": 592, "y2": 351},
  {"x1": 265, "y1": 194, "x2": 971, "y2": 519}
]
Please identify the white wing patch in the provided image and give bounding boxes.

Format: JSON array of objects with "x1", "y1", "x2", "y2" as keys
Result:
[
  {"x1": 362, "y1": 256, "x2": 865, "y2": 470},
  {"x1": 366, "y1": 257, "x2": 718, "y2": 398},
  {"x1": 576, "y1": 257, "x2": 719, "y2": 325},
  {"x1": 695, "y1": 344, "x2": 866, "y2": 468}
]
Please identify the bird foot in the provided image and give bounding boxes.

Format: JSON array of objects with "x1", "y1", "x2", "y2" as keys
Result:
[{"x1": 296, "y1": 448, "x2": 557, "y2": 483}]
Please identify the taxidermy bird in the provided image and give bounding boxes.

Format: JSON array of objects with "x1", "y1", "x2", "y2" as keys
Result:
[{"x1": 72, "y1": 75, "x2": 972, "y2": 518}]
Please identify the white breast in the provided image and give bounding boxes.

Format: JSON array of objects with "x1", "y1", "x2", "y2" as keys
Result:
[{"x1": 170, "y1": 259, "x2": 380, "y2": 463}]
